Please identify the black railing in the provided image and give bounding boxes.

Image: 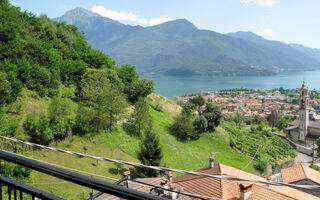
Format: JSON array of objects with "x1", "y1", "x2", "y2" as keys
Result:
[
  {"x1": 0, "y1": 150, "x2": 166, "y2": 200},
  {"x1": 0, "y1": 175, "x2": 64, "y2": 200}
]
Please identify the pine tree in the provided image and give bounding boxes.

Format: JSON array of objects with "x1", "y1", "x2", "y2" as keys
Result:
[{"x1": 138, "y1": 129, "x2": 162, "y2": 177}]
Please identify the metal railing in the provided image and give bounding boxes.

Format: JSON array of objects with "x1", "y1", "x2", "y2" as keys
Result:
[
  {"x1": 0, "y1": 150, "x2": 166, "y2": 200},
  {"x1": 0, "y1": 174, "x2": 63, "y2": 200}
]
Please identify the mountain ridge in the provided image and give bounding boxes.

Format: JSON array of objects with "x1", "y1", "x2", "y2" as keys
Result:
[{"x1": 55, "y1": 8, "x2": 320, "y2": 76}]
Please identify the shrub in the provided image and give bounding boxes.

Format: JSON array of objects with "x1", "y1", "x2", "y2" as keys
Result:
[
  {"x1": 254, "y1": 158, "x2": 269, "y2": 172},
  {"x1": 310, "y1": 163, "x2": 320, "y2": 171},
  {"x1": 23, "y1": 113, "x2": 54, "y2": 145},
  {"x1": 3, "y1": 162, "x2": 31, "y2": 184},
  {"x1": 193, "y1": 115, "x2": 208, "y2": 134},
  {"x1": 170, "y1": 114, "x2": 194, "y2": 141},
  {"x1": 74, "y1": 105, "x2": 96, "y2": 135},
  {"x1": 48, "y1": 97, "x2": 75, "y2": 139}
]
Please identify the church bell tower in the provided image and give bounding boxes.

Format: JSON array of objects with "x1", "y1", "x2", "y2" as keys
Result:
[{"x1": 299, "y1": 81, "x2": 309, "y2": 142}]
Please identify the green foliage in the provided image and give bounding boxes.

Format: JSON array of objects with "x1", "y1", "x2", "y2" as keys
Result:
[
  {"x1": 132, "y1": 98, "x2": 152, "y2": 136},
  {"x1": 277, "y1": 113, "x2": 291, "y2": 132},
  {"x1": 23, "y1": 113, "x2": 54, "y2": 145},
  {"x1": 170, "y1": 114, "x2": 195, "y2": 141},
  {"x1": 138, "y1": 129, "x2": 162, "y2": 177},
  {"x1": 317, "y1": 137, "x2": 320, "y2": 155},
  {"x1": 48, "y1": 97, "x2": 75, "y2": 139},
  {"x1": 2, "y1": 162, "x2": 31, "y2": 184},
  {"x1": 254, "y1": 157, "x2": 269, "y2": 172},
  {"x1": 0, "y1": 71, "x2": 11, "y2": 105},
  {"x1": 310, "y1": 163, "x2": 320, "y2": 171},
  {"x1": 0, "y1": 108, "x2": 18, "y2": 136},
  {"x1": 74, "y1": 104, "x2": 96, "y2": 135},
  {"x1": 181, "y1": 102, "x2": 196, "y2": 116},
  {"x1": 81, "y1": 69, "x2": 127, "y2": 132},
  {"x1": 150, "y1": 103, "x2": 163, "y2": 112},
  {"x1": 23, "y1": 97, "x2": 76, "y2": 144},
  {"x1": 193, "y1": 115, "x2": 208, "y2": 135},
  {"x1": 232, "y1": 112, "x2": 243, "y2": 129},
  {"x1": 203, "y1": 103, "x2": 221, "y2": 132},
  {"x1": 225, "y1": 124, "x2": 296, "y2": 163},
  {"x1": 124, "y1": 79, "x2": 154, "y2": 104},
  {"x1": 0, "y1": 3, "x2": 119, "y2": 99},
  {"x1": 191, "y1": 95, "x2": 205, "y2": 113},
  {"x1": 118, "y1": 64, "x2": 139, "y2": 85}
]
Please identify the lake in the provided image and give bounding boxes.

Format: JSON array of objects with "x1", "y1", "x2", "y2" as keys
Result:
[{"x1": 142, "y1": 70, "x2": 320, "y2": 98}]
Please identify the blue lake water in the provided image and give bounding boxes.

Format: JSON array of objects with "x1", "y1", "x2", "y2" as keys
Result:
[{"x1": 142, "y1": 70, "x2": 320, "y2": 98}]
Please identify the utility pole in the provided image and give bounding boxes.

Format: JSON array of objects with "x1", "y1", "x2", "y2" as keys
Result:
[{"x1": 259, "y1": 144, "x2": 262, "y2": 162}]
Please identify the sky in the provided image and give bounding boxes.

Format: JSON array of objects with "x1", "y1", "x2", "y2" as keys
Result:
[{"x1": 10, "y1": 0, "x2": 320, "y2": 49}]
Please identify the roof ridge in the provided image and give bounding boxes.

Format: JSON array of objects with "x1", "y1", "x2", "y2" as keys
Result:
[{"x1": 299, "y1": 164, "x2": 308, "y2": 180}]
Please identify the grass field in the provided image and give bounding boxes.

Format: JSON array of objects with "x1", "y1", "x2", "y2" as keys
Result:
[{"x1": 2, "y1": 93, "x2": 259, "y2": 199}]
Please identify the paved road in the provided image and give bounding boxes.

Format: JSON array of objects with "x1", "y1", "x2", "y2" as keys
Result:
[{"x1": 294, "y1": 152, "x2": 313, "y2": 166}]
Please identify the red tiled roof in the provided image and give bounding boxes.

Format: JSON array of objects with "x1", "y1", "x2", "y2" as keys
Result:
[
  {"x1": 281, "y1": 164, "x2": 320, "y2": 185},
  {"x1": 173, "y1": 163, "x2": 320, "y2": 200}
]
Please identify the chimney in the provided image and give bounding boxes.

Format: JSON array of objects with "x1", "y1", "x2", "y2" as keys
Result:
[
  {"x1": 239, "y1": 183, "x2": 253, "y2": 200},
  {"x1": 169, "y1": 184, "x2": 178, "y2": 200},
  {"x1": 209, "y1": 157, "x2": 215, "y2": 168},
  {"x1": 168, "y1": 173, "x2": 173, "y2": 183},
  {"x1": 267, "y1": 177, "x2": 272, "y2": 187}
]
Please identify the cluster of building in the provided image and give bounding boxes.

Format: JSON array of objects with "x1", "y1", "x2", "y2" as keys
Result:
[
  {"x1": 95, "y1": 158, "x2": 320, "y2": 200},
  {"x1": 173, "y1": 87, "x2": 320, "y2": 120}
]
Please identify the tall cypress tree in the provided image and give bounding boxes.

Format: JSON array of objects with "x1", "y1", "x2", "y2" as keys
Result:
[{"x1": 138, "y1": 129, "x2": 162, "y2": 177}]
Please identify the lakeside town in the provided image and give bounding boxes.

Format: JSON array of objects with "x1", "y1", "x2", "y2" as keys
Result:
[{"x1": 173, "y1": 87, "x2": 320, "y2": 120}]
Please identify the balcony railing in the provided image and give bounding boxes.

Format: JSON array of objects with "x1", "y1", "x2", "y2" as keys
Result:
[{"x1": 0, "y1": 150, "x2": 166, "y2": 200}]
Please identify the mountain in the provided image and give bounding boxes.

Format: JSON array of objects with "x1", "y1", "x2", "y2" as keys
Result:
[
  {"x1": 289, "y1": 43, "x2": 320, "y2": 62},
  {"x1": 226, "y1": 31, "x2": 320, "y2": 64},
  {"x1": 55, "y1": 8, "x2": 320, "y2": 76}
]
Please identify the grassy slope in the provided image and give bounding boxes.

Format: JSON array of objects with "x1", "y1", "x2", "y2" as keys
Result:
[{"x1": 3, "y1": 93, "x2": 258, "y2": 199}]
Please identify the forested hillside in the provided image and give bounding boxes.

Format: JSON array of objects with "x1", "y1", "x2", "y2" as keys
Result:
[{"x1": 0, "y1": 0, "x2": 153, "y2": 144}]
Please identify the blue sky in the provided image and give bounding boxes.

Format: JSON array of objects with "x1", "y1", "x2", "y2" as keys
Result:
[{"x1": 11, "y1": 0, "x2": 320, "y2": 49}]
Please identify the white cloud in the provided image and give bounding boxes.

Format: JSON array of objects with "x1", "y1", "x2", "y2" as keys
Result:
[
  {"x1": 266, "y1": 14, "x2": 272, "y2": 18},
  {"x1": 149, "y1": 17, "x2": 174, "y2": 26},
  {"x1": 256, "y1": 28, "x2": 275, "y2": 37},
  {"x1": 234, "y1": 0, "x2": 279, "y2": 7},
  {"x1": 90, "y1": 6, "x2": 173, "y2": 26}
]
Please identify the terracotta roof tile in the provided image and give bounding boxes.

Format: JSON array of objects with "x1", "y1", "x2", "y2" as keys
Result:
[
  {"x1": 281, "y1": 164, "x2": 307, "y2": 183},
  {"x1": 173, "y1": 163, "x2": 320, "y2": 200},
  {"x1": 282, "y1": 164, "x2": 320, "y2": 185}
]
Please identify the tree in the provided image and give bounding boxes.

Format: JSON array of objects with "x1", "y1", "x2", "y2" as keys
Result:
[
  {"x1": 138, "y1": 129, "x2": 162, "y2": 177},
  {"x1": 104, "y1": 84, "x2": 127, "y2": 131},
  {"x1": 132, "y1": 98, "x2": 152, "y2": 135},
  {"x1": 117, "y1": 64, "x2": 139, "y2": 86},
  {"x1": 193, "y1": 115, "x2": 208, "y2": 137},
  {"x1": 0, "y1": 72, "x2": 11, "y2": 106},
  {"x1": 232, "y1": 112, "x2": 243, "y2": 129},
  {"x1": 277, "y1": 113, "x2": 290, "y2": 132},
  {"x1": 191, "y1": 95, "x2": 205, "y2": 114},
  {"x1": 203, "y1": 103, "x2": 221, "y2": 132},
  {"x1": 81, "y1": 69, "x2": 127, "y2": 132},
  {"x1": 182, "y1": 102, "x2": 196, "y2": 116},
  {"x1": 170, "y1": 114, "x2": 194, "y2": 141},
  {"x1": 267, "y1": 110, "x2": 278, "y2": 132},
  {"x1": 124, "y1": 79, "x2": 154, "y2": 104}
]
